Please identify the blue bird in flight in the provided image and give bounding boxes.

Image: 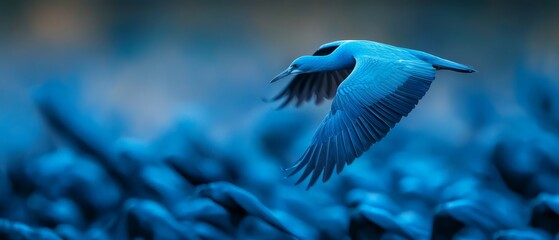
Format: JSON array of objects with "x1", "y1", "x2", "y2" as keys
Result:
[{"x1": 270, "y1": 40, "x2": 475, "y2": 189}]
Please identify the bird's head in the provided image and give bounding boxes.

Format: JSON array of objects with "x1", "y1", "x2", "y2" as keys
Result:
[{"x1": 271, "y1": 56, "x2": 316, "y2": 83}]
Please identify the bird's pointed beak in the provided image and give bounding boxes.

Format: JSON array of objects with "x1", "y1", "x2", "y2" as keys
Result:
[{"x1": 271, "y1": 67, "x2": 294, "y2": 83}]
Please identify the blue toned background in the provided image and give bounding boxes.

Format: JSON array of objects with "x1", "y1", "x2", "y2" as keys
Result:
[{"x1": 1, "y1": 1, "x2": 559, "y2": 239}]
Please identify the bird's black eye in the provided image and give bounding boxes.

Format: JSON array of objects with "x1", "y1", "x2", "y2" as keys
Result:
[{"x1": 292, "y1": 64, "x2": 299, "y2": 68}]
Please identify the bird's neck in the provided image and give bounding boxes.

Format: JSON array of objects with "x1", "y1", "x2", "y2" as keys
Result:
[{"x1": 310, "y1": 53, "x2": 354, "y2": 72}]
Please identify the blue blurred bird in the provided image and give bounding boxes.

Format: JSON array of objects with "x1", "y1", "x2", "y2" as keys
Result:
[{"x1": 270, "y1": 40, "x2": 476, "y2": 189}]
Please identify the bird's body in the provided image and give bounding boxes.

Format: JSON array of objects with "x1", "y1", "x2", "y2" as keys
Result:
[{"x1": 270, "y1": 40, "x2": 475, "y2": 189}]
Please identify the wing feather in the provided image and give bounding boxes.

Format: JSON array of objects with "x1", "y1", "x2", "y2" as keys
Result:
[
  {"x1": 287, "y1": 56, "x2": 437, "y2": 188},
  {"x1": 335, "y1": 135, "x2": 346, "y2": 174},
  {"x1": 296, "y1": 144, "x2": 321, "y2": 184},
  {"x1": 322, "y1": 138, "x2": 338, "y2": 182},
  {"x1": 270, "y1": 44, "x2": 355, "y2": 108}
]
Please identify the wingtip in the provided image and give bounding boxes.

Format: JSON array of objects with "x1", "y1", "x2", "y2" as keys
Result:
[
  {"x1": 302, "y1": 178, "x2": 315, "y2": 191},
  {"x1": 282, "y1": 164, "x2": 306, "y2": 180},
  {"x1": 262, "y1": 97, "x2": 290, "y2": 111},
  {"x1": 305, "y1": 183, "x2": 313, "y2": 191},
  {"x1": 283, "y1": 162, "x2": 315, "y2": 190},
  {"x1": 462, "y1": 65, "x2": 477, "y2": 73},
  {"x1": 280, "y1": 165, "x2": 295, "y2": 177},
  {"x1": 289, "y1": 171, "x2": 315, "y2": 191},
  {"x1": 295, "y1": 174, "x2": 307, "y2": 185},
  {"x1": 299, "y1": 172, "x2": 319, "y2": 189},
  {"x1": 322, "y1": 172, "x2": 332, "y2": 183}
]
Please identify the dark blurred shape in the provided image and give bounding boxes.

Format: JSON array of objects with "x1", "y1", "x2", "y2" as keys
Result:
[
  {"x1": 55, "y1": 224, "x2": 84, "y2": 240},
  {"x1": 114, "y1": 138, "x2": 194, "y2": 206},
  {"x1": 174, "y1": 198, "x2": 233, "y2": 234},
  {"x1": 349, "y1": 205, "x2": 427, "y2": 240},
  {"x1": 346, "y1": 190, "x2": 400, "y2": 214},
  {"x1": 492, "y1": 133, "x2": 559, "y2": 198},
  {"x1": 122, "y1": 198, "x2": 196, "y2": 240},
  {"x1": 431, "y1": 199, "x2": 513, "y2": 239},
  {"x1": 493, "y1": 228, "x2": 552, "y2": 240},
  {"x1": 530, "y1": 194, "x2": 559, "y2": 235},
  {"x1": 25, "y1": 149, "x2": 121, "y2": 221},
  {"x1": 455, "y1": 88, "x2": 497, "y2": 131},
  {"x1": 255, "y1": 111, "x2": 309, "y2": 163},
  {"x1": 516, "y1": 64, "x2": 559, "y2": 136},
  {"x1": 191, "y1": 221, "x2": 233, "y2": 240},
  {"x1": 0, "y1": 218, "x2": 61, "y2": 240},
  {"x1": 33, "y1": 83, "x2": 127, "y2": 186},
  {"x1": 26, "y1": 194, "x2": 83, "y2": 228},
  {"x1": 0, "y1": 165, "x2": 16, "y2": 218},
  {"x1": 138, "y1": 163, "x2": 193, "y2": 206},
  {"x1": 272, "y1": 210, "x2": 318, "y2": 240},
  {"x1": 166, "y1": 155, "x2": 235, "y2": 186},
  {"x1": 195, "y1": 181, "x2": 297, "y2": 238},
  {"x1": 349, "y1": 206, "x2": 397, "y2": 240},
  {"x1": 282, "y1": 191, "x2": 347, "y2": 240},
  {"x1": 156, "y1": 121, "x2": 238, "y2": 185}
]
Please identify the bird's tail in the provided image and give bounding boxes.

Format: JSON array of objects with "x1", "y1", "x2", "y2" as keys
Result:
[{"x1": 406, "y1": 49, "x2": 476, "y2": 73}]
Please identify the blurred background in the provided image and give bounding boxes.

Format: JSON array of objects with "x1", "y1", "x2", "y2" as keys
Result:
[{"x1": 1, "y1": 1, "x2": 559, "y2": 239}]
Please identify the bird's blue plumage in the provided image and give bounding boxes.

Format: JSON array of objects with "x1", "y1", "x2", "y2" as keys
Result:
[{"x1": 270, "y1": 40, "x2": 475, "y2": 189}]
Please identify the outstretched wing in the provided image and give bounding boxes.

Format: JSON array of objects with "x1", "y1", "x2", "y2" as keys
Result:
[
  {"x1": 271, "y1": 69, "x2": 354, "y2": 108},
  {"x1": 287, "y1": 56, "x2": 436, "y2": 189},
  {"x1": 271, "y1": 42, "x2": 355, "y2": 108}
]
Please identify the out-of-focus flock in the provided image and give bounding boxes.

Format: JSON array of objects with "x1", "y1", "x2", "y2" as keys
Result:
[{"x1": 1, "y1": 1, "x2": 559, "y2": 239}]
